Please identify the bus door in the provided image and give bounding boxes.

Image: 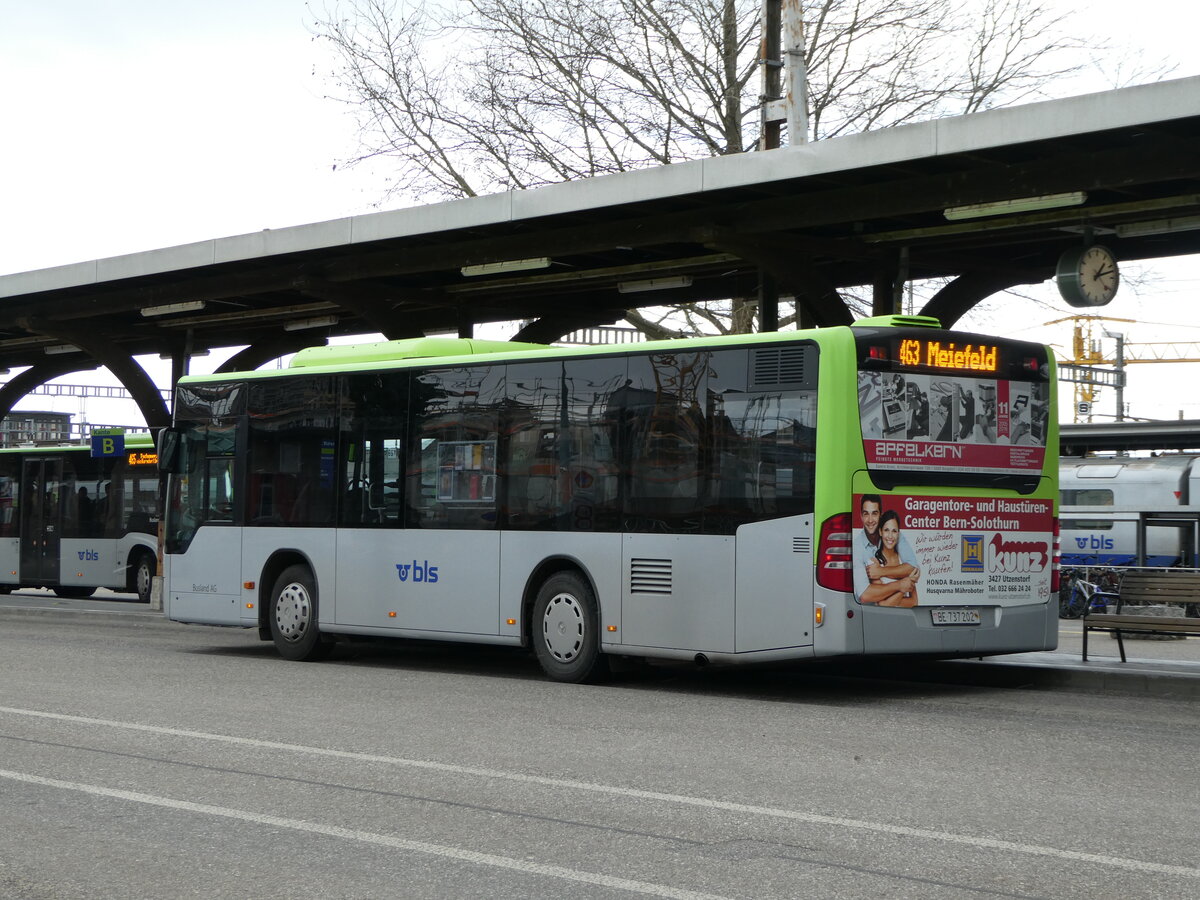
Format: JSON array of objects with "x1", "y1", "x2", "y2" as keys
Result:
[{"x1": 19, "y1": 457, "x2": 65, "y2": 586}]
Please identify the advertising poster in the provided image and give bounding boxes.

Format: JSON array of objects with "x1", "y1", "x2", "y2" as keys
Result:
[
  {"x1": 858, "y1": 372, "x2": 1048, "y2": 474},
  {"x1": 851, "y1": 492, "x2": 1053, "y2": 607}
]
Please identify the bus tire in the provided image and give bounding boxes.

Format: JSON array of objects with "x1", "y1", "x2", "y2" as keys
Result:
[
  {"x1": 131, "y1": 551, "x2": 155, "y2": 604},
  {"x1": 269, "y1": 564, "x2": 332, "y2": 661},
  {"x1": 531, "y1": 571, "x2": 608, "y2": 684}
]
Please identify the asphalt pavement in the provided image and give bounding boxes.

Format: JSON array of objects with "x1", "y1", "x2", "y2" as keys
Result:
[{"x1": 3, "y1": 587, "x2": 1199, "y2": 697}]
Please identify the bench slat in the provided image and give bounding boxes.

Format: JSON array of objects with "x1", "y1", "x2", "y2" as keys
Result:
[
  {"x1": 1118, "y1": 578, "x2": 1200, "y2": 585},
  {"x1": 1120, "y1": 589, "x2": 1200, "y2": 599},
  {"x1": 1084, "y1": 617, "x2": 1200, "y2": 631}
]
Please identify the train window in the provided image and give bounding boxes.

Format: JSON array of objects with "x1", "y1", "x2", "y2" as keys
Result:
[
  {"x1": 1061, "y1": 518, "x2": 1113, "y2": 530},
  {"x1": 1061, "y1": 489, "x2": 1114, "y2": 505},
  {"x1": 1076, "y1": 465, "x2": 1123, "y2": 478}
]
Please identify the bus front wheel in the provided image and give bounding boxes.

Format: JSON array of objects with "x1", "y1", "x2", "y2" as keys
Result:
[
  {"x1": 531, "y1": 571, "x2": 608, "y2": 684},
  {"x1": 269, "y1": 564, "x2": 332, "y2": 661},
  {"x1": 131, "y1": 551, "x2": 155, "y2": 604}
]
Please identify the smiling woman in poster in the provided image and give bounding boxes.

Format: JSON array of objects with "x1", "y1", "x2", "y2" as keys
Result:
[{"x1": 860, "y1": 509, "x2": 921, "y2": 607}]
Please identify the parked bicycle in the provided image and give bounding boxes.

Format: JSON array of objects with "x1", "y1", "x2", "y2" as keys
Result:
[{"x1": 1059, "y1": 567, "x2": 1121, "y2": 619}]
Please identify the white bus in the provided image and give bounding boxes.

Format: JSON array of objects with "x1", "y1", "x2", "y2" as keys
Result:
[
  {"x1": 0, "y1": 437, "x2": 159, "y2": 601},
  {"x1": 157, "y1": 316, "x2": 1059, "y2": 681}
]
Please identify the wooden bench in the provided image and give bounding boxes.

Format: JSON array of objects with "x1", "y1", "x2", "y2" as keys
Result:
[{"x1": 1082, "y1": 571, "x2": 1200, "y2": 662}]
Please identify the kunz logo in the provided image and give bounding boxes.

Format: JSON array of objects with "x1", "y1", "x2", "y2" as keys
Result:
[
  {"x1": 987, "y1": 534, "x2": 1048, "y2": 572},
  {"x1": 77, "y1": 549, "x2": 99, "y2": 561},
  {"x1": 396, "y1": 560, "x2": 439, "y2": 583}
]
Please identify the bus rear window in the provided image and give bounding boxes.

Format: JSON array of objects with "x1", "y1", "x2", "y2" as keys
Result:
[{"x1": 855, "y1": 331, "x2": 1050, "y2": 489}]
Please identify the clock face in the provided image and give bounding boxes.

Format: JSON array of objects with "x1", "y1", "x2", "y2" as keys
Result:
[{"x1": 1057, "y1": 245, "x2": 1119, "y2": 307}]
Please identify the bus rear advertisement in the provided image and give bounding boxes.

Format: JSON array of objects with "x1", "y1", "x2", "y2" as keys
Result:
[{"x1": 157, "y1": 315, "x2": 1058, "y2": 681}]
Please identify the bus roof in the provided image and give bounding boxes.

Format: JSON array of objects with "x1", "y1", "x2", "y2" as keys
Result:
[
  {"x1": 288, "y1": 337, "x2": 551, "y2": 369},
  {"x1": 179, "y1": 327, "x2": 861, "y2": 385},
  {"x1": 176, "y1": 316, "x2": 1043, "y2": 386}
]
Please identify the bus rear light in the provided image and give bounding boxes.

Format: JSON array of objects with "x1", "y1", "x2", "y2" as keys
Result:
[
  {"x1": 1022, "y1": 356, "x2": 1041, "y2": 373},
  {"x1": 814, "y1": 602, "x2": 825, "y2": 627},
  {"x1": 1051, "y1": 517, "x2": 1061, "y2": 593},
  {"x1": 817, "y1": 513, "x2": 854, "y2": 593},
  {"x1": 868, "y1": 345, "x2": 888, "y2": 361}
]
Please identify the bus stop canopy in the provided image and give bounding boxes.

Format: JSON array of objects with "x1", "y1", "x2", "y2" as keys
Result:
[{"x1": 3, "y1": 76, "x2": 1200, "y2": 428}]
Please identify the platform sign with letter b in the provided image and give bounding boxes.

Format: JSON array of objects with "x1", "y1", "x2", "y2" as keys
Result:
[{"x1": 91, "y1": 427, "x2": 125, "y2": 458}]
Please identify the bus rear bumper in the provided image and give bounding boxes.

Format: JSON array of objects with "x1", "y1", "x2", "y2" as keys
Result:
[{"x1": 861, "y1": 602, "x2": 1057, "y2": 655}]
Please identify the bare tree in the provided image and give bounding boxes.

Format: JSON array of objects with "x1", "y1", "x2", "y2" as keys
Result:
[{"x1": 308, "y1": 0, "x2": 1110, "y2": 332}]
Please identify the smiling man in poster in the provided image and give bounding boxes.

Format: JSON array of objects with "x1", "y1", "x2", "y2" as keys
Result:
[{"x1": 853, "y1": 494, "x2": 922, "y2": 606}]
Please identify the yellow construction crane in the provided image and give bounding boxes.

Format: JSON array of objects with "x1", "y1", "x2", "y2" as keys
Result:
[{"x1": 1045, "y1": 315, "x2": 1200, "y2": 421}]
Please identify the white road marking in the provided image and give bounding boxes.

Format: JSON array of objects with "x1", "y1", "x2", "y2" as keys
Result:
[
  {"x1": 0, "y1": 767, "x2": 729, "y2": 900},
  {"x1": 2, "y1": 704, "x2": 1197, "y2": 880}
]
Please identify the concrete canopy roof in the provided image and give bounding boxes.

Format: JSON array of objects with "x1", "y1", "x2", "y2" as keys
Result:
[{"x1": 2, "y1": 75, "x2": 1200, "y2": 389}]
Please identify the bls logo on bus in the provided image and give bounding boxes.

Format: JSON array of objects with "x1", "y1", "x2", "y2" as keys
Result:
[
  {"x1": 1074, "y1": 535, "x2": 1114, "y2": 550},
  {"x1": 77, "y1": 549, "x2": 99, "y2": 561},
  {"x1": 396, "y1": 560, "x2": 439, "y2": 583}
]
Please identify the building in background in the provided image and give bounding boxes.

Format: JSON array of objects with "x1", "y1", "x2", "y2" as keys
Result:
[{"x1": 0, "y1": 411, "x2": 72, "y2": 447}]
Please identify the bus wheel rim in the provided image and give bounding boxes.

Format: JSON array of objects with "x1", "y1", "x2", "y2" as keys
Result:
[
  {"x1": 276, "y1": 583, "x2": 311, "y2": 642},
  {"x1": 136, "y1": 560, "x2": 151, "y2": 598},
  {"x1": 541, "y1": 592, "x2": 584, "y2": 662}
]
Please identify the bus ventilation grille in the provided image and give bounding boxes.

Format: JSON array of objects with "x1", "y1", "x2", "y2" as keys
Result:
[
  {"x1": 630, "y1": 558, "x2": 673, "y2": 595},
  {"x1": 792, "y1": 537, "x2": 812, "y2": 554},
  {"x1": 751, "y1": 347, "x2": 811, "y2": 389}
]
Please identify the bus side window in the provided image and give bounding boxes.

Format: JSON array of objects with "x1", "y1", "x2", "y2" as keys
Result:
[
  {"x1": 408, "y1": 367, "x2": 503, "y2": 530},
  {"x1": 503, "y1": 360, "x2": 564, "y2": 530},
  {"x1": 705, "y1": 349, "x2": 817, "y2": 529},
  {"x1": 623, "y1": 352, "x2": 707, "y2": 531},
  {"x1": 0, "y1": 467, "x2": 17, "y2": 537},
  {"x1": 341, "y1": 373, "x2": 406, "y2": 527},
  {"x1": 246, "y1": 377, "x2": 337, "y2": 527}
]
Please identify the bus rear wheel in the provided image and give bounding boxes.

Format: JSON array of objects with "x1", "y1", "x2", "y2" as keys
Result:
[
  {"x1": 269, "y1": 564, "x2": 332, "y2": 661},
  {"x1": 531, "y1": 571, "x2": 608, "y2": 684}
]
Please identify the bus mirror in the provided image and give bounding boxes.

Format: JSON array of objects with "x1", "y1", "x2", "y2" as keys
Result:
[{"x1": 157, "y1": 427, "x2": 183, "y2": 474}]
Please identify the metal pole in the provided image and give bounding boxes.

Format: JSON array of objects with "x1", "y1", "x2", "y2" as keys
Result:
[
  {"x1": 759, "y1": 271, "x2": 779, "y2": 332},
  {"x1": 759, "y1": 0, "x2": 782, "y2": 150},
  {"x1": 1112, "y1": 332, "x2": 1125, "y2": 421},
  {"x1": 760, "y1": 1, "x2": 809, "y2": 147},
  {"x1": 782, "y1": 0, "x2": 808, "y2": 144}
]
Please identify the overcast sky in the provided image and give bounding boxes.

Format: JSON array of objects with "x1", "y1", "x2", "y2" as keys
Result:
[{"x1": 2, "y1": 0, "x2": 1199, "y2": 425}]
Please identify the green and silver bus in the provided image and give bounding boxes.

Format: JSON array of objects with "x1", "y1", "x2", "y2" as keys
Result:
[
  {"x1": 0, "y1": 436, "x2": 160, "y2": 601},
  {"x1": 157, "y1": 315, "x2": 1059, "y2": 681}
]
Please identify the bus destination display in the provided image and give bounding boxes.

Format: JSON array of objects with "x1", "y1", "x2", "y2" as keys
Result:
[{"x1": 897, "y1": 339, "x2": 1000, "y2": 373}]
